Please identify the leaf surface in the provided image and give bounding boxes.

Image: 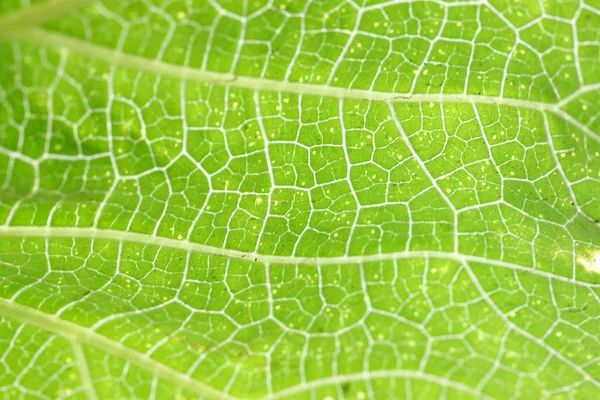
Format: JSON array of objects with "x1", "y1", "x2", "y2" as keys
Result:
[{"x1": 0, "y1": 1, "x2": 599, "y2": 399}]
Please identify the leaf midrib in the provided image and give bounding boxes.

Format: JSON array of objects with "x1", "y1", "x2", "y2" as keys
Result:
[
  {"x1": 7, "y1": 27, "x2": 600, "y2": 146},
  {"x1": 0, "y1": 299, "x2": 237, "y2": 400},
  {"x1": 1, "y1": 226, "x2": 596, "y2": 288},
  {"x1": 0, "y1": 299, "x2": 500, "y2": 400},
  {"x1": 2, "y1": 0, "x2": 600, "y2": 147},
  {"x1": 0, "y1": 0, "x2": 96, "y2": 38},
  {"x1": 0, "y1": 27, "x2": 576, "y2": 112}
]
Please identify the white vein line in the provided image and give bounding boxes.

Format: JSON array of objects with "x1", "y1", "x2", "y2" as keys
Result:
[
  {"x1": 264, "y1": 370, "x2": 496, "y2": 400},
  {"x1": 0, "y1": 0, "x2": 96, "y2": 39},
  {"x1": 1, "y1": 226, "x2": 597, "y2": 288},
  {"x1": 9, "y1": 28, "x2": 600, "y2": 145},
  {"x1": 71, "y1": 340, "x2": 98, "y2": 400},
  {"x1": 9, "y1": 28, "x2": 557, "y2": 113},
  {"x1": 0, "y1": 296, "x2": 497, "y2": 400},
  {"x1": 542, "y1": 113, "x2": 594, "y2": 225},
  {"x1": 463, "y1": 263, "x2": 600, "y2": 389},
  {"x1": 556, "y1": 109, "x2": 600, "y2": 144},
  {"x1": 0, "y1": 299, "x2": 238, "y2": 400},
  {"x1": 556, "y1": 83, "x2": 600, "y2": 108}
]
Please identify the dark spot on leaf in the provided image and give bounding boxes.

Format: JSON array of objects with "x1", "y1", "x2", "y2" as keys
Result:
[{"x1": 342, "y1": 382, "x2": 351, "y2": 394}]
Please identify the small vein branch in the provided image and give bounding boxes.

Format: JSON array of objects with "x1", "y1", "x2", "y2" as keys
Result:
[
  {"x1": 71, "y1": 340, "x2": 98, "y2": 400},
  {"x1": 0, "y1": 299, "x2": 237, "y2": 400}
]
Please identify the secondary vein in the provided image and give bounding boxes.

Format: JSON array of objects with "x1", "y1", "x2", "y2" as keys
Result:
[
  {"x1": 8, "y1": 27, "x2": 559, "y2": 112},
  {"x1": 0, "y1": 226, "x2": 596, "y2": 288},
  {"x1": 0, "y1": 299, "x2": 238, "y2": 400},
  {"x1": 0, "y1": 0, "x2": 96, "y2": 39}
]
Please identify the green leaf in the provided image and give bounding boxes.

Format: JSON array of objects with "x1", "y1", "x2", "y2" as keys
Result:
[{"x1": 1, "y1": 0, "x2": 599, "y2": 399}]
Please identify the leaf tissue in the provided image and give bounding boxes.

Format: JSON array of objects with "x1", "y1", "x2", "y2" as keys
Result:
[{"x1": 0, "y1": 0, "x2": 599, "y2": 399}]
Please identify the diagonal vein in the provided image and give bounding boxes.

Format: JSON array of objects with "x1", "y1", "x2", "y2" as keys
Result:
[
  {"x1": 8, "y1": 27, "x2": 558, "y2": 112},
  {"x1": 8, "y1": 27, "x2": 599, "y2": 145},
  {"x1": 0, "y1": 226, "x2": 597, "y2": 288},
  {"x1": 463, "y1": 263, "x2": 600, "y2": 388},
  {"x1": 266, "y1": 370, "x2": 497, "y2": 400},
  {"x1": 0, "y1": 299, "x2": 500, "y2": 400},
  {"x1": 0, "y1": 0, "x2": 96, "y2": 39},
  {"x1": 71, "y1": 340, "x2": 99, "y2": 400},
  {"x1": 0, "y1": 299, "x2": 239, "y2": 400}
]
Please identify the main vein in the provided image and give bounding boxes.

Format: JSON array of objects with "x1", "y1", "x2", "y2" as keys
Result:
[
  {"x1": 71, "y1": 340, "x2": 99, "y2": 400},
  {"x1": 0, "y1": 0, "x2": 96, "y2": 39},
  {"x1": 0, "y1": 299, "x2": 500, "y2": 400},
  {"x1": 267, "y1": 370, "x2": 495, "y2": 400},
  {"x1": 0, "y1": 299, "x2": 239, "y2": 400},
  {"x1": 1, "y1": 226, "x2": 596, "y2": 288},
  {"x1": 9, "y1": 27, "x2": 559, "y2": 112}
]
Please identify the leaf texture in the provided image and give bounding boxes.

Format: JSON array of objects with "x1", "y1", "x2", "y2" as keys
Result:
[{"x1": 0, "y1": 0, "x2": 599, "y2": 399}]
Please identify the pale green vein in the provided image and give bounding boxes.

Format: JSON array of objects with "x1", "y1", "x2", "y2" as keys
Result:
[
  {"x1": 0, "y1": 299, "x2": 238, "y2": 400},
  {"x1": 11, "y1": 27, "x2": 600, "y2": 144},
  {"x1": 463, "y1": 263, "x2": 600, "y2": 390},
  {"x1": 71, "y1": 340, "x2": 98, "y2": 400},
  {"x1": 557, "y1": 83, "x2": 600, "y2": 107},
  {"x1": 1, "y1": 226, "x2": 597, "y2": 288},
  {"x1": 267, "y1": 371, "x2": 495, "y2": 400},
  {"x1": 0, "y1": 299, "x2": 498, "y2": 400},
  {"x1": 0, "y1": 0, "x2": 96, "y2": 39},
  {"x1": 9, "y1": 27, "x2": 557, "y2": 112}
]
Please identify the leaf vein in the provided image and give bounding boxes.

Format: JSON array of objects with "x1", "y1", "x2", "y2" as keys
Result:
[{"x1": 1, "y1": 226, "x2": 596, "y2": 288}]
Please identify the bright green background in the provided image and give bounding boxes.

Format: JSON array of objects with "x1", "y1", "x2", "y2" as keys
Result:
[{"x1": 0, "y1": 0, "x2": 599, "y2": 399}]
